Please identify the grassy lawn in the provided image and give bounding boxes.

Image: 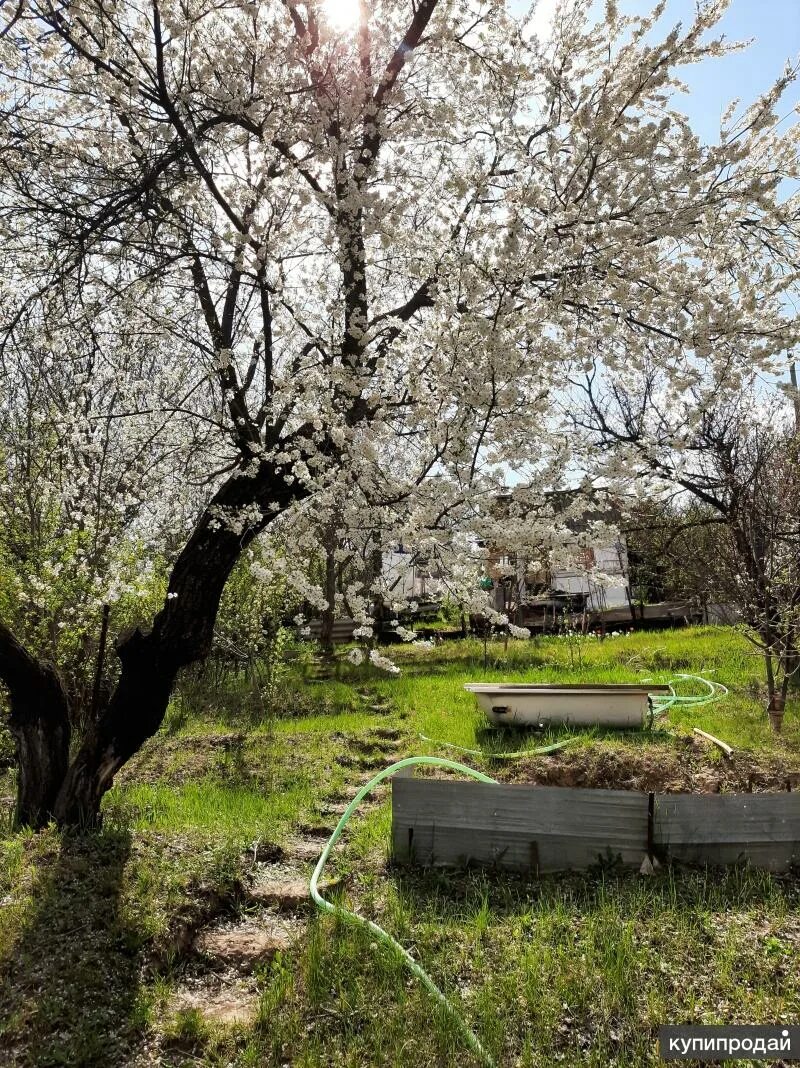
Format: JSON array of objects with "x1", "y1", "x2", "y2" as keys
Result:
[
  {"x1": 1, "y1": 626, "x2": 799, "y2": 1066},
  {"x1": 378, "y1": 626, "x2": 800, "y2": 753}
]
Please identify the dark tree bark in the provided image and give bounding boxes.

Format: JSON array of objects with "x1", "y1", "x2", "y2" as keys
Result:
[
  {"x1": 52, "y1": 459, "x2": 302, "y2": 826},
  {"x1": 1, "y1": 459, "x2": 302, "y2": 828},
  {"x1": 0, "y1": 621, "x2": 71, "y2": 829},
  {"x1": 319, "y1": 543, "x2": 337, "y2": 659}
]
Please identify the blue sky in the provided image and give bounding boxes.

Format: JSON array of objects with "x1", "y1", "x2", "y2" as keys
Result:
[
  {"x1": 664, "y1": 0, "x2": 800, "y2": 140},
  {"x1": 527, "y1": 0, "x2": 800, "y2": 140}
]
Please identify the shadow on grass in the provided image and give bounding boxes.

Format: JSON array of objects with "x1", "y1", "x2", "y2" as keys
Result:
[
  {"x1": 473, "y1": 724, "x2": 679, "y2": 752},
  {"x1": 389, "y1": 860, "x2": 800, "y2": 924},
  {"x1": 0, "y1": 828, "x2": 143, "y2": 1067}
]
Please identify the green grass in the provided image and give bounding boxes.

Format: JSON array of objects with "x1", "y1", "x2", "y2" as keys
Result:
[
  {"x1": 276, "y1": 866, "x2": 799, "y2": 1067},
  {"x1": 361, "y1": 626, "x2": 800, "y2": 754},
  {"x1": 105, "y1": 781, "x2": 308, "y2": 837},
  {"x1": 1, "y1": 626, "x2": 799, "y2": 1066}
]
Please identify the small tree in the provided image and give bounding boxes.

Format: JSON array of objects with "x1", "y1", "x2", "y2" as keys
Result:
[
  {"x1": 624, "y1": 499, "x2": 726, "y2": 612},
  {"x1": 578, "y1": 375, "x2": 800, "y2": 728},
  {"x1": 701, "y1": 428, "x2": 800, "y2": 730}
]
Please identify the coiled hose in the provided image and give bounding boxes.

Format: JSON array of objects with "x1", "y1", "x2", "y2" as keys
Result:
[
  {"x1": 310, "y1": 756, "x2": 498, "y2": 1066},
  {"x1": 649, "y1": 674, "x2": 728, "y2": 716}
]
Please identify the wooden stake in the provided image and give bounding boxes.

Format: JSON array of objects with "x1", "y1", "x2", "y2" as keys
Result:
[{"x1": 692, "y1": 727, "x2": 733, "y2": 759}]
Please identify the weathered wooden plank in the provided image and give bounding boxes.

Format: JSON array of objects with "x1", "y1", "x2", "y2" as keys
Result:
[
  {"x1": 399, "y1": 824, "x2": 542, "y2": 872},
  {"x1": 654, "y1": 793, "x2": 800, "y2": 871},
  {"x1": 393, "y1": 781, "x2": 800, "y2": 874},
  {"x1": 691, "y1": 727, "x2": 733, "y2": 758},
  {"x1": 392, "y1": 779, "x2": 649, "y2": 873},
  {"x1": 306, "y1": 618, "x2": 358, "y2": 643}
]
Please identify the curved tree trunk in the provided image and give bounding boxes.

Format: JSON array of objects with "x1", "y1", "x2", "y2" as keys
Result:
[
  {"x1": 0, "y1": 622, "x2": 71, "y2": 829},
  {"x1": 3, "y1": 460, "x2": 302, "y2": 828}
]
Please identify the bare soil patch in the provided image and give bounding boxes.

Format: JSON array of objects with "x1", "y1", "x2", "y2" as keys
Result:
[
  {"x1": 193, "y1": 918, "x2": 293, "y2": 970},
  {"x1": 168, "y1": 974, "x2": 261, "y2": 1027},
  {"x1": 248, "y1": 871, "x2": 341, "y2": 910},
  {"x1": 497, "y1": 739, "x2": 800, "y2": 793}
]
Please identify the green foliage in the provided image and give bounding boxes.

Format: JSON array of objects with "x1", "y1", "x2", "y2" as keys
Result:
[
  {"x1": 0, "y1": 518, "x2": 169, "y2": 722},
  {"x1": 625, "y1": 500, "x2": 725, "y2": 606},
  {"x1": 173, "y1": 544, "x2": 314, "y2": 725},
  {"x1": 214, "y1": 547, "x2": 298, "y2": 658},
  {"x1": 557, "y1": 608, "x2": 591, "y2": 670},
  {"x1": 439, "y1": 598, "x2": 467, "y2": 627}
]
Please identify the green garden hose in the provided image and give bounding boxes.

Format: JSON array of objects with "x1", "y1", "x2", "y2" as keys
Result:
[
  {"x1": 418, "y1": 734, "x2": 582, "y2": 759},
  {"x1": 310, "y1": 756, "x2": 498, "y2": 1067},
  {"x1": 649, "y1": 674, "x2": 728, "y2": 716},
  {"x1": 309, "y1": 678, "x2": 728, "y2": 1064}
]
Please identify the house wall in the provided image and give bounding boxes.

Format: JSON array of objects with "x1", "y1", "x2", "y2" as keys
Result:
[
  {"x1": 383, "y1": 549, "x2": 429, "y2": 600},
  {"x1": 551, "y1": 541, "x2": 631, "y2": 611},
  {"x1": 488, "y1": 539, "x2": 631, "y2": 611}
]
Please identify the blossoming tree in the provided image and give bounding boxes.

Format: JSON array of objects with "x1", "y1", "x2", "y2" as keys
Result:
[
  {"x1": 0, "y1": 0, "x2": 798, "y2": 824},
  {"x1": 575, "y1": 367, "x2": 800, "y2": 728}
]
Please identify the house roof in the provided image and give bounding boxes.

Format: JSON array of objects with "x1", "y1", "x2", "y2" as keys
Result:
[{"x1": 490, "y1": 486, "x2": 626, "y2": 535}]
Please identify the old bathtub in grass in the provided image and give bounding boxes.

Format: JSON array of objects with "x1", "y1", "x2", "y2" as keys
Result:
[{"x1": 464, "y1": 682, "x2": 672, "y2": 728}]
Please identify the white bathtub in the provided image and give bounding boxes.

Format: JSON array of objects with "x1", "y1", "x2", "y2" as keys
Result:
[{"x1": 463, "y1": 683, "x2": 671, "y2": 728}]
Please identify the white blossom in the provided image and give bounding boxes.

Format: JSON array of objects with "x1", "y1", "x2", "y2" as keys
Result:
[{"x1": 368, "y1": 649, "x2": 400, "y2": 675}]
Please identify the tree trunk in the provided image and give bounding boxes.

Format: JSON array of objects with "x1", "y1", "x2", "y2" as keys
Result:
[
  {"x1": 0, "y1": 622, "x2": 71, "y2": 829},
  {"x1": 53, "y1": 629, "x2": 178, "y2": 825},
  {"x1": 319, "y1": 542, "x2": 338, "y2": 659},
  {"x1": 3, "y1": 459, "x2": 301, "y2": 828},
  {"x1": 768, "y1": 691, "x2": 785, "y2": 733},
  {"x1": 762, "y1": 650, "x2": 784, "y2": 732},
  {"x1": 368, "y1": 544, "x2": 385, "y2": 640}
]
